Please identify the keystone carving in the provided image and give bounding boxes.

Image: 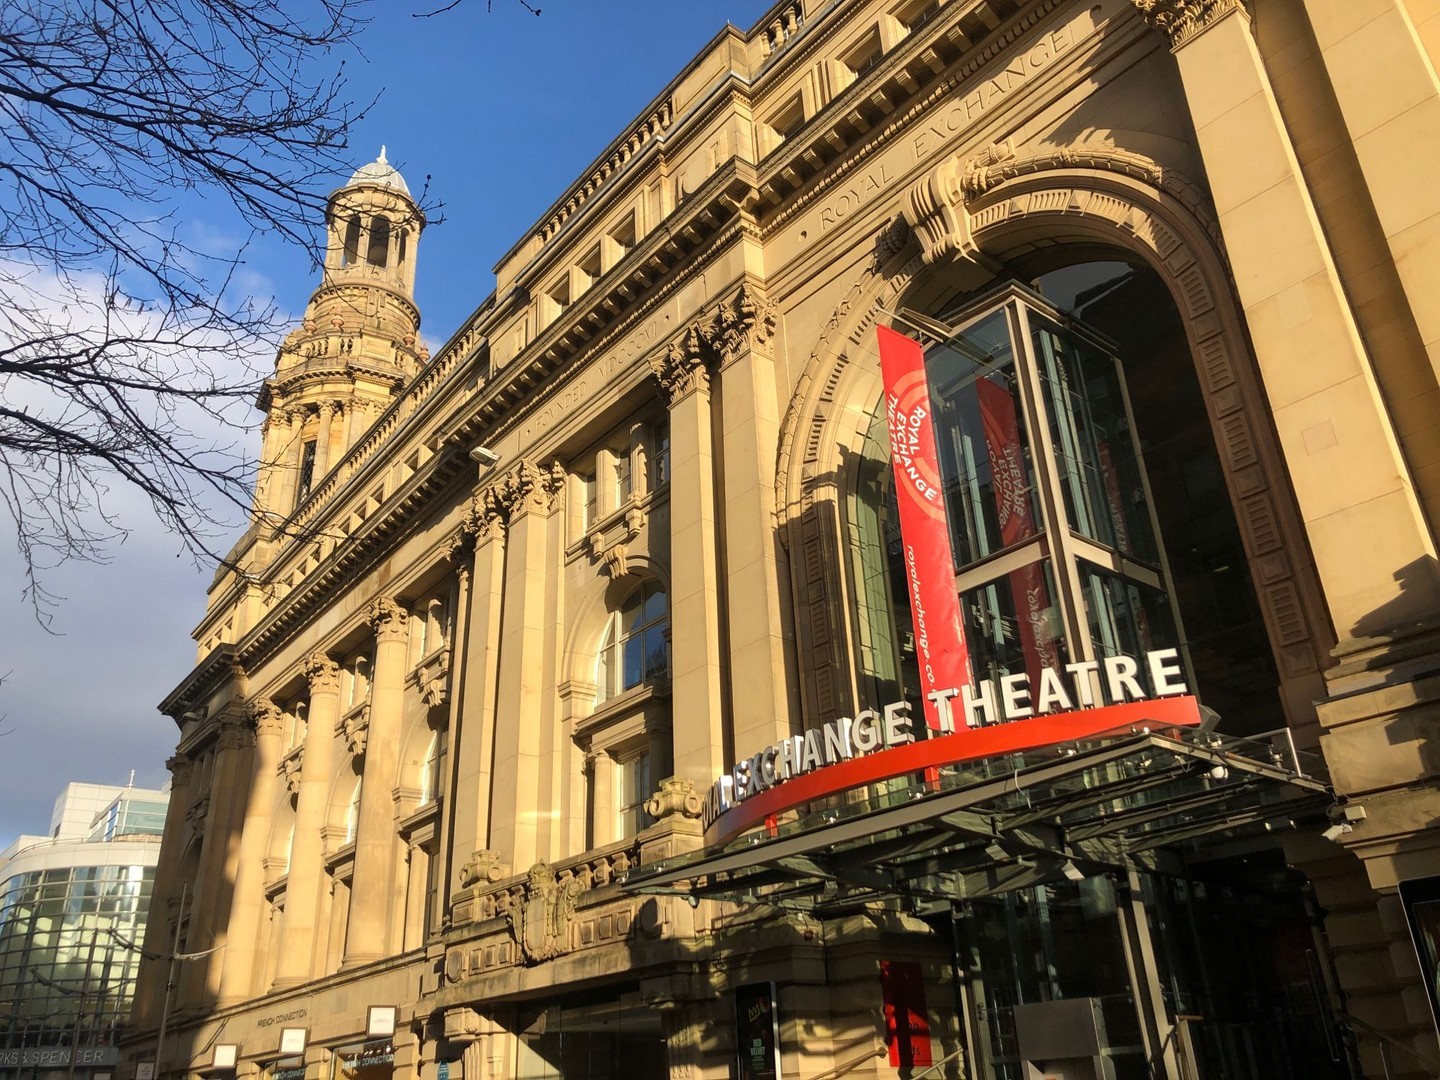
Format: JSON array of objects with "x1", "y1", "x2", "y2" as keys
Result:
[
  {"x1": 248, "y1": 698, "x2": 284, "y2": 738},
  {"x1": 368, "y1": 595, "x2": 409, "y2": 643},
  {"x1": 304, "y1": 652, "x2": 341, "y2": 695},
  {"x1": 458, "y1": 849, "x2": 510, "y2": 889},
  {"x1": 905, "y1": 157, "x2": 980, "y2": 266},
  {"x1": 1131, "y1": 0, "x2": 1245, "y2": 48},
  {"x1": 645, "y1": 776, "x2": 703, "y2": 821},
  {"x1": 507, "y1": 862, "x2": 585, "y2": 965}
]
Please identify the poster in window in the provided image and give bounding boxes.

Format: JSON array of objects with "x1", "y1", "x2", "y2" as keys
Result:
[
  {"x1": 880, "y1": 960, "x2": 933, "y2": 1068},
  {"x1": 1400, "y1": 875, "x2": 1440, "y2": 1033},
  {"x1": 735, "y1": 982, "x2": 782, "y2": 1080}
]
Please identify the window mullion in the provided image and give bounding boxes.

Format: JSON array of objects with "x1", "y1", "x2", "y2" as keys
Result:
[{"x1": 1009, "y1": 299, "x2": 1094, "y2": 665}]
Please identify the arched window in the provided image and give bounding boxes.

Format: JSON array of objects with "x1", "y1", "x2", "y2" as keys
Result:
[
  {"x1": 419, "y1": 731, "x2": 445, "y2": 805},
  {"x1": 342, "y1": 214, "x2": 362, "y2": 267},
  {"x1": 344, "y1": 781, "x2": 362, "y2": 844},
  {"x1": 367, "y1": 216, "x2": 390, "y2": 267},
  {"x1": 595, "y1": 581, "x2": 668, "y2": 704}
]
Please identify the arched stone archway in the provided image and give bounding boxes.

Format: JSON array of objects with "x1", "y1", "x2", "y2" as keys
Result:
[{"x1": 775, "y1": 147, "x2": 1332, "y2": 731}]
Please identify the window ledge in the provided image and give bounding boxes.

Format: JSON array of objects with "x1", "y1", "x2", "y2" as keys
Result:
[{"x1": 577, "y1": 679, "x2": 670, "y2": 739}]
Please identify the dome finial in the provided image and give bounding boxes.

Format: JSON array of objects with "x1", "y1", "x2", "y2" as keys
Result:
[{"x1": 378, "y1": 145, "x2": 388, "y2": 164}]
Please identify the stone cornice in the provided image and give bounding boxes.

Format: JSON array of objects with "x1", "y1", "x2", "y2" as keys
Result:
[{"x1": 158, "y1": 644, "x2": 240, "y2": 722}]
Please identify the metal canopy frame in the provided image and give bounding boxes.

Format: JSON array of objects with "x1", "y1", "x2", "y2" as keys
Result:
[{"x1": 622, "y1": 728, "x2": 1335, "y2": 915}]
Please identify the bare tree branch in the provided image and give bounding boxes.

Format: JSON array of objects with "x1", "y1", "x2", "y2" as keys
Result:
[{"x1": 0, "y1": 0, "x2": 387, "y2": 621}]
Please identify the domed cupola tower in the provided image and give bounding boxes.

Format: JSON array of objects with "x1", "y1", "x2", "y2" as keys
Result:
[{"x1": 255, "y1": 148, "x2": 428, "y2": 523}]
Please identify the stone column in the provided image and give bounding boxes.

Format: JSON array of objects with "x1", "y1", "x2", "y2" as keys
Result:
[
  {"x1": 448, "y1": 509, "x2": 505, "y2": 902},
  {"x1": 276, "y1": 407, "x2": 306, "y2": 516},
  {"x1": 651, "y1": 330, "x2": 726, "y2": 783},
  {"x1": 183, "y1": 714, "x2": 252, "y2": 1004},
  {"x1": 712, "y1": 284, "x2": 795, "y2": 754},
  {"x1": 254, "y1": 415, "x2": 282, "y2": 523},
  {"x1": 344, "y1": 596, "x2": 409, "y2": 967},
  {"x1": 217, "y1": 699, "x2": 285, "y2": 1004},
  {"x1": 435, "y1": 538, "x2": 472, "y2": 924},
  {"x1": 132, "y1": 754, "x2": 193, "y2": 1026},
  {"x1": 1139, "y1": 0, "x2": 1440, "y2": 637},
  {"x1": 487, "y1": 462, "x2": 563, "y2": 869},
  {"x1": 313, "y1": 400, "x2": 336, "y2": 480},
  {"x1": 273, "y1": 652, "x2": 341, "y2": 987},
  {"x1": 1300, "y1": 0, "x2": 1440, "y2": 394}
]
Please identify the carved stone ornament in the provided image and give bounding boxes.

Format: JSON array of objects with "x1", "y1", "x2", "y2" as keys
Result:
[
  {"x1": 280, "y1": 747, "x2": 304, "y2": 796},
  {"x1": 418, "y1": 647, "x2": 452, "y2": 709},
  {"x1": 649, "y1": 326, "x2": 711, "y2": 404},
  {"x1": 644, "y1": 776, "x2": 704, "y2": 821},
  {"x1": 1131, "y1": 0, "x2": 1245, "y2": 48},
  {"x1": 166, "y1": 755, "x2": 195, "y2": 788},
  {"x1": 710, "y1": 284, "x2": 778, "y2": 366},
  {"x1": 217, "y1": 718, "x2": 253, "y2": 752},
  {"x1": 368, "y1": 595, "x2": 409, "y2": 643},
  {"x1": 248, "y1": 698, "x2": 284, "y2": 738},
  {"x1": 507, "y1": 861, "x2": 585, "y2": 965},
  {"x1": 304, "y1": 652, "x2": 341, "y2": 695},
  {"x1": 458, "y1": 849, "x2": 510, "y2": 889},
  {"x1": 339, "y1": 704, "x2": 370, "y2": 757},
  {"x1": 185, "y1": 793, "x2": 211, "y2": 824},
  {"x1": 588, "y1": 504, "x2": 645, "y2": 579},
  {"x1": 905, "y1": 157, "x2": 980, "y2": 266},
  {"x1": 478, "y1": 460, "x2": 566, "y2": 529}
]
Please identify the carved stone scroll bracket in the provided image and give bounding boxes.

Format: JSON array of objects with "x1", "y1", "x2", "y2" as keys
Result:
[
  {"x1": 588, "y1": 505, "x2": 646, "y2": 578},
  {"x1": 645, "y1": 776, "x2": 703, "y2": 821},
  {"x1": 279, "y1": 746, "x2": 304, "y2": 796},
  {"x1": 418, "y1": 647, "x2": 452, "y2": 709},
  {"x1": 339, "y1": 704, "x2": 370, "y2": 757}
]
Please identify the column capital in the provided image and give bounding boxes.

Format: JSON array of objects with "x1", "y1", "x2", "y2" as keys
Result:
[
  {"x1": 650, "y1": 326, "x2": 713, "y2": 404},
  {"x1": 479, "y1": 460, "x2": 565, "y2": 526},
  {"x1": 248, "y1": 697, "x2": 285, "y2": 738},
  {"x1": 217, "y1": 717, "x2": 253, "y2": 752},
  {"x1": 166, "y1": 754, "x2": 195, "y2": 787},
  {"x1": 1132, "y1": 0, "x2": 1247, "y2": 49},
  {"x1": 368, "y1": 595, "x2": 409, "y2": 643},
  {"x1": 709, "y1": 284, "x2": 778, "y2": 367},
  {"x1": 304, "y1": 651, "x2": 341, "y2": 695}
]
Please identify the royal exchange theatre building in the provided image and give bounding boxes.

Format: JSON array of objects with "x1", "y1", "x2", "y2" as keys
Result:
[{"x1": 130, "y1": 1, "x2": 1440, "y2": 1078}]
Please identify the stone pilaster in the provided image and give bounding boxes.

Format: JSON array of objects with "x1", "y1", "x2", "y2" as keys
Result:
[
  {"x1": 313, "y1": 400, "x2": 336, "y2": 480},
  {"x1": 344, "y1": 596, "x2": 409, "y2": 967},
  {"x1": 218, "y1": 699, "x2": 284, "y2": 1003},
  {"x1": 711, "y1": 284, "x2": 795, "y2": 755},
  {"x1": 651, "y1": 328, "x2": 726, "y2": 783},
  {"x1": 132, "y1": 754, "x2": 193, "y2": 1026},
  {"x1": 273, "y1": 652, "x2": 341, "y2": 987},
  {"x1": 449, "y1": 505, "x2": 506, "y2": 908},
  {"x1": 486, "y1": 461, "x2": 564, "y2": 869}
]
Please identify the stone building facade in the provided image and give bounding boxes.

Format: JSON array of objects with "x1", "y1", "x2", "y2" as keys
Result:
[{"x1": 131, "y1": 1, "x2": 1440, "y2": 1078}]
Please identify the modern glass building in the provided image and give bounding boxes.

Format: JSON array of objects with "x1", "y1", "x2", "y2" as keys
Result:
[{"x1": 0, "y1": 784, "x2": 167, "y2": 1080}]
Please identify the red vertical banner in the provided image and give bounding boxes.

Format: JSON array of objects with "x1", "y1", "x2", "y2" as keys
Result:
[
  {"x1": 877, "y1": 325, "x2": 971, "y2": 731},
  {"x1": 879, "y1": 960, "x2": 933, "y2": 1068},
  {"x1": 977, "y1": 376, "x2": 1058, "y2": 680}
]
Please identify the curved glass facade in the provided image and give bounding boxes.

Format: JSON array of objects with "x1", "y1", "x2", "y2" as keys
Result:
[{"x1": 0, "y1": 863, "x2": 154, "y2": 1060}]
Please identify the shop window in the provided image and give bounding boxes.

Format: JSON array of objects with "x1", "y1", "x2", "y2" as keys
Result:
[
  {"x1": 515, "y1": 994, "x2": 665, "y2": 1080},
  {"x1": 333, "y1": 1041, "x2": 395, "y2": 1080},
  {"x1": 595, "y1": 581, "x2": 669, "y2": 704}
]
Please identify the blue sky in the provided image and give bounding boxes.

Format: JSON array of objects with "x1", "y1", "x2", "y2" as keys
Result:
[{"x1": 0, "y1": 0, "x2": 775, "y2": 844}]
